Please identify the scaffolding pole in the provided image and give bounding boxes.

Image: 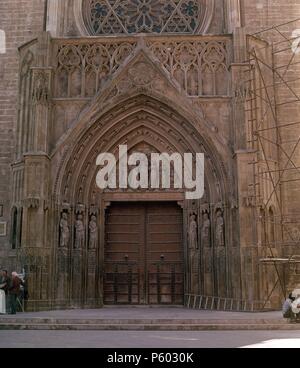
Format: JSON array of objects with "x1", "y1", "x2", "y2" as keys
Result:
[{"x1": 243, "y1": 19, "x2": 300, "y2": 308}]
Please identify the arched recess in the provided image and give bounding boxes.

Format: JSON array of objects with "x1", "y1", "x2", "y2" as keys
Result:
[
  {"x1": 268, "y1": 206, "x2": 276, "y2": 247},
  {"x1": 52, "y1": 93, "x2": 235, "y2": 306},
  {"x1": 54, "y1": 95, "x2": 230, "y2": 201},
  {"x1": 260, "y1": 207, "x2": 266, "y2": 247},
  {"x1": 11, "y1": 207, "x2": 18, "y2": 250}
]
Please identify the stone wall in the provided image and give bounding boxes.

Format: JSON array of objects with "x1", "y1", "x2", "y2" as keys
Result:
[{"x1": 243, "y1": 0, "x2": 300, "y2": 33}]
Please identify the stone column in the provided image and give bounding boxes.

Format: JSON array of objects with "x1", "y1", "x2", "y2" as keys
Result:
[
  {"x1": 21, "y1": 154, "x2": 51, "y2": 310},
  {"x1": 230, "y1": 18, "x2": 261, "y2": 302},
  {"x1": 226, "y1": 0, "x2": 242, "y2": 33},
  {"x1": 16, "y1": 32, "x2": 53, "y2": 310},
  {"x1": 46, "y1": 0, "x2": 61, "y2": 37}
]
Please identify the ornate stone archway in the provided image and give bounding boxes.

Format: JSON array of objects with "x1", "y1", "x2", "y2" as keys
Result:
[
  {"x1": 50, "y1": 86, "x2": 236, "y2": 307},
  {"x1": 12, "y1": 30, "x2": 244, "y2": 310}
]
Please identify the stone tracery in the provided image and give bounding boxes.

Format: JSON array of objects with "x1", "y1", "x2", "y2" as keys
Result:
[
  {"x1": 83, "y1": 0, "x2": 213, "y2": 35},
  {"x1": 54, "y1": 38, "x2": 230, "y2": 99}
]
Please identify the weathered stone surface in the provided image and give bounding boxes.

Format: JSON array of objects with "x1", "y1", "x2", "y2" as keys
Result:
[{"x1": 0, "y1": 1, "x2": 299, "y2": 311}]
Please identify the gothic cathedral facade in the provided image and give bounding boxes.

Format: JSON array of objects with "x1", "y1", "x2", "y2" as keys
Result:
[{"x1": 1, "y1": 0, "x2": 300, "y2": 310}]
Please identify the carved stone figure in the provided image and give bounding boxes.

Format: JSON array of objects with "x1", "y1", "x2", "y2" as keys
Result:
[
  {"x1": 74, "y1": 214, "x2": 85, "y2": 249},
  {"x1": 189, "y1": 214, "x2": 198, "y2": 250},
  {"x1": 89, "y1": 215, "x2": 98, "y2": 250},
  {"x1": 201, "y1": 212, "x2": 211, "y2": 248},
  {"x1": 59, "y1": 212, "x2": 70, "y2": 248},
  {"x1": 216, "y1": 209, "x2": 225, "y2": 247},
  {"x1": 32, "y1": 72, "x2": 49, "y2": 105}
]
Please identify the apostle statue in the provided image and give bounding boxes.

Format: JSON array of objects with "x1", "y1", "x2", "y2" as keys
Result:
[
  {"x1": 59, "y1": 212, "x2": 70, "y2": 248},
  {"x1": 189, "y1": 214, "x2": 198, "y2": 250},
  {"x1": 74, "y1": 214, "x2": 85, "y2": 249},
  {"x1": 201, "y1": 212, "x2": 211, "y2": 248},
  {"x1": 189, "y1": 214, "x2": 199, "y2": 274},
  {"x1": 216, "y1": 209, "x2": 225, "y2": 247},
  {"x1": 89, "y1": 215, "x2": 98, "y2": 250}
]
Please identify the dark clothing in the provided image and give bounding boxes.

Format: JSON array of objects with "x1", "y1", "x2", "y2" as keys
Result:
[
  {"x1": 9, "y1": 277, "x2": 23, "y2": 295},
  {"x1": 8, "y1": 276, "x2": 24, "y2": 314},
  {"x1": 9, "y1": 294, "x2": 17, "y2": 315}
]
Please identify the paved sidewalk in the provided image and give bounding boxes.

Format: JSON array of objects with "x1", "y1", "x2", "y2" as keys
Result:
[{"x1": 0, "y1": 330, "x2": 300, "y2": 348}]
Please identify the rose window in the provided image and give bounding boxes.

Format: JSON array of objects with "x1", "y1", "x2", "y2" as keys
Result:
[{"x1": 83, "y1": 0, "x2": 212, "y2": 35}]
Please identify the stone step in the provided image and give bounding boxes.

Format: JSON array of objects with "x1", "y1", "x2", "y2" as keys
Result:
[
  {"x1": 0, "y1": 317, "x2": 299, "y2": 331},
  {"x1": 0, "y1": 318, "x2": 289, "y2": 325},
  {"x1": 0, "y1": 322, "x2": 300, "y2": 331}
]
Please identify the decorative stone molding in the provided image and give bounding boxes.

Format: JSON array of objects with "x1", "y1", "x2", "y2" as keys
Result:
[
  {"x1": 89, "y1": 206, "x2": 99, "y2": 215},
  {"x1": 54, "y1": 40, "x2": 137, "y2": 98},
  {"x1": 148, "y1": 38, "x2": 231, "y2": 96},
  {"x1": 61, "y1": 202, "x2": 72, "y2": 213},
  {"x1": 75, "y1": 204, "x2": 86, "y2": 214},
  {"x1": 102, "y1": 58, "x2": 170, "y2": 104},
  {"x1": 53, "y1": 37, "x2": 231, "y2": 99},
  {"x1": 22, "y1": 197, "x2": 40, "y2": 209}
]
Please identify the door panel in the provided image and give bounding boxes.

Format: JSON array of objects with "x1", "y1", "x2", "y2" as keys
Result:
[{"x1": 104, "y1": 202, "x2": 184, "y2": 305}]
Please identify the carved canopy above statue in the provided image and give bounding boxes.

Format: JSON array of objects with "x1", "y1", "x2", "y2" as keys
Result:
[{"x1": 82, "y1": 0, "x2": 214, "y2": 35}]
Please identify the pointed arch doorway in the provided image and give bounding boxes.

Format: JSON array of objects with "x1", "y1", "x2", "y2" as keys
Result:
[
  {"x1": 54, "y1": 93, "x2": 230, "y2": 309},
  {"x1": 104, "y1": 201, "x2": 184, "y2": 305}
]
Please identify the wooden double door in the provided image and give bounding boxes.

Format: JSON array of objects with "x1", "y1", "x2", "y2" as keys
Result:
[{"x1": 104, "y1": 202, "x2": 184, "y2": 305}]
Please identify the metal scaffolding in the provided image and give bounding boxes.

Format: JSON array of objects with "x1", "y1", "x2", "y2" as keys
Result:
[{"x1": 244, "y1": 18, "x2": 300, "y2": 308}]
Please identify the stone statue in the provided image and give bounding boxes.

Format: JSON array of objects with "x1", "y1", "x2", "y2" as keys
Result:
[
  {"x1": 74, "y1": 214, "x2": 85, "y2": 249},
  {"x1": 89, "y1": 215, "x2": 98, "y2": 250},
  {"x1": 32, "y1": 72, "x2": 49, "y2": 105},
  {"x1": 189, "y1": 214, "x2": 198, "y2": 250},
  {"x1": 59, "y1": 212, "x2": 70, "y2": 248},
  {"x1": 216, "y1": 210, "x2": 225, "y2": 247},
  {"x1": 78, "y1": 188, "x2": 83, "y2": 203},
  {"x1": 201, "y1": 212, "x2": 211, "y2": 248},
  {"x1": 91, "y1": 190, "x2": 96, "y2": 205}
]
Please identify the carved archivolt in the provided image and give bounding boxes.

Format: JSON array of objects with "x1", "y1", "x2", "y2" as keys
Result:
[{"x1": 54, "y1": 95, "x2": 228, "y2": 209}]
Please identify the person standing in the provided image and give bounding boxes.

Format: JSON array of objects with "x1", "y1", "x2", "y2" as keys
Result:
[
  {"x1": 0, "y1": 270, "x2": 10, "y2": 314},
  {"x1": 282, "y1": 293, "x2": 295, "y2": 319},
  {"x1": 8, "y1": 272, "x2": 23, "y2": 315},
  {"x1": 0, "y1": 270, "x2": 7, "y2": 314},
  {"x1": 291, "y1": 296, "x2": 300, "y2": 321}
]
